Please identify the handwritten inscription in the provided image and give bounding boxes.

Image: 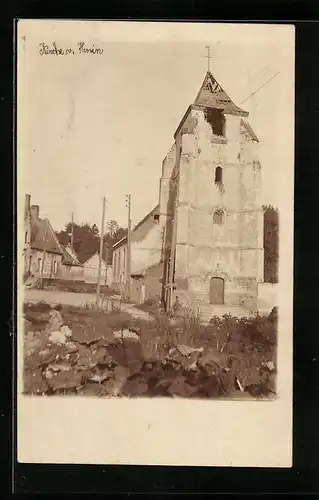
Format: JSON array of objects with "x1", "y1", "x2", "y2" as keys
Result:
[{"x1": 39, "y1": 41, "x2": 104, "y2": 56}]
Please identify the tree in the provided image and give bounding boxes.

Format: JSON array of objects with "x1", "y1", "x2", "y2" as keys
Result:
[
  {"x1": 113, "y1": 227, "x2": 127, "y2": 244},
  {"x1": 106, "y1": 220, "x2": 120, "y2": 239},
  {"x1": 102, "y1": 224, "x2": 127, "y2": 265},
  {"x1": 263, "y1": 205, "x2": 279, "y2": 283},
  {"x1": 56, "y1": 219, "x2": 127, "y2": 265},
  {"x1": 56, "y1": 222, "x2": 100, "y2": 264}
]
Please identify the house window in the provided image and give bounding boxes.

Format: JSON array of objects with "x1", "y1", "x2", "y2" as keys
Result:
[
  {"x1": 37, "y1": 258, "x2": 42, "y2": 271},
  {"x1": 213, "y1": 209, "x2": 225, "y2": 225},
  {"x1": 153, "y1": 214, "x2": 159, "y2": 223},
  {"x1": 53, "y1": 261, "x2": 58, "y2": 274},
  {"x1": 215, "y1": 166, "x2": 223, "y2": 183},
  {"x1": 24, "y1": 231, "x2": 28, "y2": 244}
]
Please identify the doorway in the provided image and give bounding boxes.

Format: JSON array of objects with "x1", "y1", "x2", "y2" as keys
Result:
[{"x1": 209, "y1": 277, "x2": 224, "y2": 304}]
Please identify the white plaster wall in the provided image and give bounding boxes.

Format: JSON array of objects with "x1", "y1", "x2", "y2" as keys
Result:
[
  {"x1": 60, "y1": 265, "x2": 85, "y2": 281},
  {"x1": 106, "y1": 265, "x2": 113, "y2": 286},
  {"x1": 257, "y1": 282, "x2": 278, "y2": 313},
  {"x1": 112, "y1": 245, "x2": 127, "y2": 284},
  {"x1": 131, "y1": 223, "x2": 163, "y2": 274},
  {"x1": 84, "y1": 253, "x2": 107, "y2": 283},
  {"x1": 224, "y1": 114, "x2": 241, "y2": 163}
]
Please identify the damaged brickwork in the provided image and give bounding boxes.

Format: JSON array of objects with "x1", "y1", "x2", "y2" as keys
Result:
[
  {"x1": 160, "y1": 71, "x2": 265, "y2": 317},
  {"x1": 113, "y1": 70, "x2": 274, "y2": 318}
]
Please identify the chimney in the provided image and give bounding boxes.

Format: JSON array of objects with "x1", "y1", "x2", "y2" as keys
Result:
[
  {"x1": 24, "y1": 194, "x2": 31, "y2": 220},
  {"x1": 31, "y1": 205, "x2": 40, "y2": 219}
]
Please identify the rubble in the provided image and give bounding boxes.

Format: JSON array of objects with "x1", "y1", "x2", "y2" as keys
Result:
[
  {"x1": 167, "y1": 376, "x2": 198, "y2": 398},
  {"x1": 262, "y1": 361, "x2": 276, "y2": 372},
  {"x1": 49, "y1": 330, "x2": 68, "y2": 344},
  {"x1": 60, "y1": 325, "x2": 72, "y2": 338},
  {"x1": 176, "y1": 344, "x2": 204, "y2": 356},
  {"x1": 46, "y1": 308, "x2": 63, "y2": 333},
  {"x1": 113, "y1": 329, "x2": 139, "y2": 340},
  {"x1": 23, "y1": 302, "x2": 277, "y2": 399}
]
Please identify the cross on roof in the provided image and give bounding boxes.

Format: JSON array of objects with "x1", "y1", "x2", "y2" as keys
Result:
[{"x1": 205, "y1": 45, "x2": 212, "y2": 72}]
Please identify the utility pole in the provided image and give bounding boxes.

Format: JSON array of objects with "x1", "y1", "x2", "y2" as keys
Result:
[
  {"x1": 104, "y1": 244, "x2": 109, "y2": 286},
  {"x1": 125, "y1": 194, "x2": 132, "y2": 301},
  {"x1": 40, "y1": 219, "x2": 48, "y2": 290},
  {"x1": 96, "y1": 196, "x2": 106, "y2": 308}
]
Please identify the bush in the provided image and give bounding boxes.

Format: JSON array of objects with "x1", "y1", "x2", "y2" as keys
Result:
[
  {"x1": 136, "y1": 297, "x2": 161, "y2": 314},
  {"x1": 23, "y1": 300, "x2": 278, "y2": 398}
]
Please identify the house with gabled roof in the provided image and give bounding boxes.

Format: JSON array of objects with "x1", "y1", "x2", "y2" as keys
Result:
[
  {"x1": 83, "y1": 251, "x2": 112, "y2": 286},
  {"x1": 23, "y1": 194, "x2": 85, "y2": 282},
  {"x1": 60, "y1": 244, "x2": 84, "y2": 281},
  {"x1": 112, "y1": 204, "x2": 162, "y2": 302},
  {"x1": 23, "y1": 194, "x2": 64, "y2": 279}
]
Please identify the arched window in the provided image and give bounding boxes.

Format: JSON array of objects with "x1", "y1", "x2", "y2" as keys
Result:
[
  {"x1": 213, "y1": 209, "x2": 225, "y2": 225},
  {"x1": 215, "y1": 166, "x2": 223, "y2": 183}
]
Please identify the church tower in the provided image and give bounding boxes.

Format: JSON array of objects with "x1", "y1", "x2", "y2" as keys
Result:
[{"x1": 160, "y1": 70, "x2": 264, "y2": 315}]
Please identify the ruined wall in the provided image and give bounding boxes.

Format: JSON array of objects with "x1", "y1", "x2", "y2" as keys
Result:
[{"x1": 172, "y1": 107, "x2": 263, "y2": 311}]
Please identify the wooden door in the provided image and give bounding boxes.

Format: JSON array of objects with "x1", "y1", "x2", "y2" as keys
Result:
[{"x1": 209, "y1": 277, "x2": 224, "y2": 304}]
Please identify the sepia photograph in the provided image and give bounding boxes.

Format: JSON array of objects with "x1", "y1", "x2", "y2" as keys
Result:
[{"x1": 17, "y1": 20, "x2": 294, "y2": 466}]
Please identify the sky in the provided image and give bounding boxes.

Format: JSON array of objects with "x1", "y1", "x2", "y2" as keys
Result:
[{"x1": 18, "y1": 21, "x2": 294, "y2": 232}]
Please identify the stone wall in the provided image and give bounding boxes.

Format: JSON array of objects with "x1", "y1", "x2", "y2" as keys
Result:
[
  {"x1": 25, "y1": 249, "x2": 63, "y2": 278},
  {"x1": 171, "y1": 106, "x2": 263, "y2": 311}
]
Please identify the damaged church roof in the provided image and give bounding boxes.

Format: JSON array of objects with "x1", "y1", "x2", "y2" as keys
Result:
[
  {"x1": 174, "y1": 70, "x2": 249, "y2": 139},
  {"x1": 194, "y1": 71, "x2": 249, "y2": 116},
  {"x1": 241, "y1": 119, "x2": 259, "y2": 142}
]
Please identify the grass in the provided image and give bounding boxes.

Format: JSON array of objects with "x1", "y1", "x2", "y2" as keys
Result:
[{"x1": 23, "y1": 301, "x2": 278, "y2": 398}]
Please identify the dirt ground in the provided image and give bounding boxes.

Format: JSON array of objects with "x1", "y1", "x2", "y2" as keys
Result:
[
  {"x1": 24, "y1": 289, "x2": 152, "y2": 320},
  {"x1": 22, "y1": 298, "x2": 277, "y2": 399}
]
